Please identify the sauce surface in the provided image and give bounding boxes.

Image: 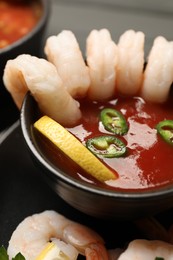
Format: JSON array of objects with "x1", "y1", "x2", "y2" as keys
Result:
[
  {"x1": 67, "y1": 96, "x2": 173, "y2": 191},
  {"x1": 0, "y1": 0, "x2": 42, "y2": 49},
  {"x1": 36, "y1": 96, "x2": 173, "y2": 192}
]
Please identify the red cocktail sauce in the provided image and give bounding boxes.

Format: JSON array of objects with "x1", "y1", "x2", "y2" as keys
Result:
[
  {"x1": 0, "y1": 0, "x2": 42, "y2": 49},
  {"x1": 38, "y1": 96, "x2": 173, "y2": 192}
]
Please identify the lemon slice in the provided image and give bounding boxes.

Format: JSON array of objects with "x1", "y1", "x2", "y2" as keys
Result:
[
  {"x1": 36, "y1": 242, "x2": 76, "y2": 260},
  {"x1": 35, "y1": 242, "x2": 58, "y2": 260},
  {"x1": 34, "y1": 116, "x2": 116, "y2": 182}
]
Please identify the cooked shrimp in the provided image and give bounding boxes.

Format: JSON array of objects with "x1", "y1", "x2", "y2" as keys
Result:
[
  {"x1": 7, "y1": 210, "x2": 109, "y2": 260},
  {"x1": 37, "y1": 238, "x2": 79, "y2": 260},
  {"x1": 117, "y1": 239, "x2": 173, "y2": 260},
  {"x1": 44, "y1": 30, "x2": 90, "y2": 98},
  {"x1": 116, "y1": 30, "x2": 145, "y2": 95},
  {"x1": 141, "y1": 36, "x2": 173, "y2": 103},
  {"x1": 3, "y1": 58, "x2": 28, "y2": 110},
  {"x1": 86, "y1": 28, "x2": 118, "y2": 100},
  {"x1": 3, "y1": 54, "x2": 81, "y2": 126}
]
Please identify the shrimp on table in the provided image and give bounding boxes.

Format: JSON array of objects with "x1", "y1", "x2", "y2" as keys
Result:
[
  {"x1": 117, "y1": 239, "x2": 173, "y2": 260},
  {"x1": 7, "y1": 210, "x2": 109, "y2": 260},
  {"x1": 86, "y1": 28, "x2": 118, "y2": 101},
  {"x1": 141, "y1": 36, "x2": 173, "y2": 103},
  {"x1": 116, "y1": 30, "x2": 145, "y2": 96},
  {"x1": 44, "y1": 30, "x2": 90, "y2": 98},
  {"x1": 3, "y1": 54, "x2": 81, "y2": 127}
]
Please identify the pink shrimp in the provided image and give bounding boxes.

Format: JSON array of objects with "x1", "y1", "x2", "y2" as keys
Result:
[
  {"x1": 7, "y1": 210, "x2": 108, "y2": 260},
  {"x1": 3, "y1": 54, "x2": 81, "y2": 127},
  {"x1": 117, "y1": 239, "x2": 173, "y2": 260},
  {"x1": 141, "y1": 36, "x2": 173, "y2": 103},
  {"x1": 116, "y1": 29, "x2": 145, "y2": 96},
  {"x1": 44, "y1": 30, "x2": 90, "y2": 98},
  {"x1": 86, "y1": 28, "x2": 118, "y2": 100}
]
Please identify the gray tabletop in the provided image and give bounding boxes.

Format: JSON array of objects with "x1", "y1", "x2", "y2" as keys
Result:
[{"x1": 46, "y1": 0, "x2": 173, "y2": 56}]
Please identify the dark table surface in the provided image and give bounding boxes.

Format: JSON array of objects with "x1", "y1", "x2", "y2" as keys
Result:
[{"x1": 1, "y1": 0, "x2": 173, "y2": 254}]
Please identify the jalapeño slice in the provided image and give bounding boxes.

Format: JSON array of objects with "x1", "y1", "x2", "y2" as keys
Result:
[
  {"x1": 100, "y1": 108, "x2": 128, "y2": 135},
  {"x1": 156, "y1": 120, "x2": 173, "y2": 145},
  {"x1": 86, "y1": 135, "x2": 126, "y2": 158}
]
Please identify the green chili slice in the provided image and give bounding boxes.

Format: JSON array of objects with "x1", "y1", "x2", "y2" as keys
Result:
[
  {"x1": 86, "y1": 135, "x2": 126, "y2": 158},
  {"x1": 100, "y1": 108, "x2": 128, "y2": 135},
  {"x1": 156, "y1": 120, "x2": 173, "y2": 145},
  {"x1": 155, "y1": 257, "x2": 164, "y2": 260}
]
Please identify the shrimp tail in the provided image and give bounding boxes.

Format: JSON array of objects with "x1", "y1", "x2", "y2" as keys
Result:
[{"x1": 85, "y1": 243, "x2": 109, "y2": 260}]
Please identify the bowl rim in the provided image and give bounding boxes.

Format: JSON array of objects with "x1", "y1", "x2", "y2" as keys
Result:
[
  {"x1": 0, "y1": 0, "x2": 51, "y2": 54},
  {"x1": 20, "y1": 93, "x2": 173, "y2": 201}
]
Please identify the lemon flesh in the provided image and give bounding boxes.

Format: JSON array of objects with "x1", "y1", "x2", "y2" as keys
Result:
[
  {"x1": 35, "y1": 242, "x2": 74, "y2": 260},
  {"x1": 34, "y1": 116, "x2": 116, "y2": 182}
]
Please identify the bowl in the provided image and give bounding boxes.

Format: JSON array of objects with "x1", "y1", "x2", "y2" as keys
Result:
[
  {"x1": 0, "y1": 0, "x2": 51, "y2": 129},
  {"x1": 20, "y1": 92, "x2": 173, "y2": 220}
]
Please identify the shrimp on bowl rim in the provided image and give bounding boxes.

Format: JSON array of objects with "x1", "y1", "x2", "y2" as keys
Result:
[
  {"x1": 3, "y1": 54, "x2": 82, "y2": 127},
  {"x1": 141, "y1": 36, "x2": 173, "y2": 103},
  {"x1": 86, "y1": 28, "x2": 118, "y2": 101},
  {"x1": 116, "y1": 29, "x2": 145, "y2": 96},
  {"x1": 44, "y1": 30, "x2": 90, "y2": 99}
]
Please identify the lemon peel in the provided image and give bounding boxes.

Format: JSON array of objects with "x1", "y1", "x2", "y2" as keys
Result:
[{"x1": 34, "y1": 116, "x2": 117, "y2": 182}]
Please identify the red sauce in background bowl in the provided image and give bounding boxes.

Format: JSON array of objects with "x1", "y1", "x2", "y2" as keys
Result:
[
  {"x1": 0, "y1": 0, "x2": 42, "y2": 49},
  {"x1": 0, "y1": 0, "x2": 50, "y2": 130}
]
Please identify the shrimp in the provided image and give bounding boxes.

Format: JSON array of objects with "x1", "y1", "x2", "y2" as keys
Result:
[
  {"x1": 3, "y1": 54, "x2": 81, "y2": 127},
  {"x1": 116, "y1": 30, "x2": 145, "y2": 96},
  {"x1": 117, "y1": 239, "x2": 173, "y2": 260},
  {"x1": 7, "y1": 210, "x2": 109, "y2": 260},
  {"x1": 44, "y1": 238, "x2": 79, "y2": 260},
  {"x1": 141, "y1": 36, "x2": 173, "y2": 103},
  {"x1": 86, "y1": 28, "x2": 118, "y2": 101},
  {"x1": 44, "y1": 30, "x2": 90, "y2": 98}
]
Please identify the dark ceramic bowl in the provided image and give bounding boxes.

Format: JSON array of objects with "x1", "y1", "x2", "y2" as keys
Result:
[
  {"x1": 0, "y1": 0, "x2": 51, "y2": 89},
  {"x1": 20, "y1": 93, "x2": 173, "y2": 220},
  {"x1": 0, "y1": 0, "x2": 51, "y2": 129}
]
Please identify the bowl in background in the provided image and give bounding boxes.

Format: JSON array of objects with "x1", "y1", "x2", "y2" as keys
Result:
[
  {"x1": 0, "y1": 0, "x2": 51, "y2": 129},
  {"x1": 20, "y1": 92, "x2": 173, "y2": 220}
]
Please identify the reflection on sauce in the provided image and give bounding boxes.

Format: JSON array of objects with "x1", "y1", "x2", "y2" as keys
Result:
[
  {"x1": 0, "y1": 0, "x2": 42, "y2": 48},
  {"x1": 36, "y1": 96, "x2": 173, "y2": 192}
]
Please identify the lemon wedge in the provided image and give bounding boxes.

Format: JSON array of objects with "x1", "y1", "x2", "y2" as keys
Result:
[
  {"x1": 35, "y1": 240, "x2": 78, "y2": 260},
  {"x1": 35, "y1": 242, "x2": 58, "y2": 260},
  {"x1": 34, "y1": 115, "x2": 116, "y2": 182}
]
